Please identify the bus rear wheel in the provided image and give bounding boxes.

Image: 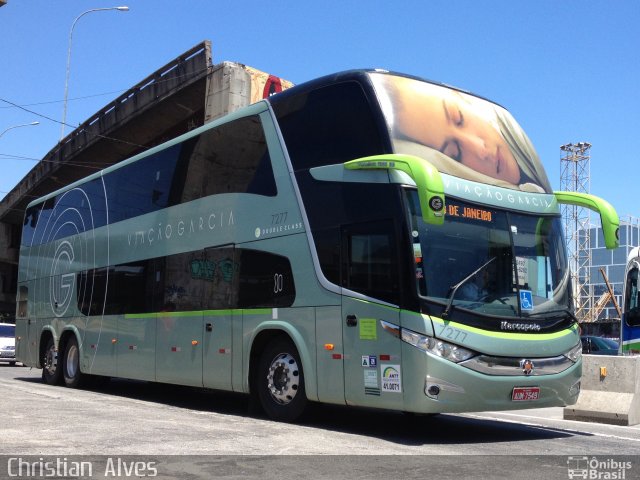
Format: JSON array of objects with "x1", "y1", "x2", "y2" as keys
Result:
[
  {"x1": 62, "y1": 336, "x2": 84, "y2": 388},
  {"x1": 256, "y1": 338, "x2": 307, "y2": 422},
  {"x1": 42, "y1": 337, "x2": 62, "y2": 385}
]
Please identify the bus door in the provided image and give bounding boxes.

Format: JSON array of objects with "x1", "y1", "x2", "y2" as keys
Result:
[
  {"x1": 202, "y1": 246, "x2": 234, "y2": 390},
  {"x1": 155, "y1": 252, "x2": 205, "y2": 387},
  {"x1": 341, "y1": 221, "x2": 403, "y2": 409},
  {"x1": 16, "y1": 282, "x2": 37, "y2": 366}
]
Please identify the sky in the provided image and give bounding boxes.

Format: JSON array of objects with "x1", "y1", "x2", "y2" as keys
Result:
[{"x1": 1, "y1": 1, "x2": 639, "y2": 218}]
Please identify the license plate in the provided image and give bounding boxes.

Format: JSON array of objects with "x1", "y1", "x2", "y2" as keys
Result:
[{"x1": 511, "y1": 386, "x2": 540, "y2": 401}]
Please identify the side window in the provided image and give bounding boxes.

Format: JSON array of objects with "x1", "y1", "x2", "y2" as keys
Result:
[
  {"x1": 26, "y1": 116, "x2": 274, "y2": 241},
  {"x1": 273, "y1": 81, "x2": 386, "y2": 170},
  {"x1": 312, "y1": 228, "x2": 341, "y2": 286},
  {"x1": 181, "y1": 115, "x2": 276, "y2": 202},
  {"x1": 237, "y1": 249, "x2": 295, "y2": 308},
  {"x1": 78, "y1": 260, "x2": 157, "y2": 316},
  {"x1": 157, "y1": 251, "x2": 207, "y2": 312},
  {"x1": 201, "y1": 247, "x2": 236, "y2": 310},
  {"x1": 76, "y1": 247, "x2": 296, "y2": 314},
  {"x1": 342, "y1": 221, "x2": 399, "y2": 305},
  {"x1": 236, "y1": 250, "x2": 296, "y2": 308},
  {"x1": 105, "y1": 142, "x2": 193, "y2": 223},
  {"x1": 624, "y1": 266, "x2": 640, "y2": 327},
  {"x1": 300, "y1": 180, "x2": 404, "y2": 291},
  {"x1": 22, "y1": 203, "x2": 42, "y2": 247},
  {"x1": 23, "y1": 178, "x2": 107, "y2": 247},
  {"x1": 625, "y1": 267, "x2": 639, "y2": 312},
  {"x1": 105, "y1": 115, "x2": 276, "y2": 221}
]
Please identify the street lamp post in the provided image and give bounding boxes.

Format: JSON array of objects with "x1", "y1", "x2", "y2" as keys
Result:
[
  {"x1": 60, "y1": 6, "x2": 130, "y2": 141},
  {"x1": 0, "y1": 121, "x2": 40, "y2": 139}
]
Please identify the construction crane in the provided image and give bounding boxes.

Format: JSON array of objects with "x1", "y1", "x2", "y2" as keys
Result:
[{"x1": 585, "y1": 267, "x2": 622, "y2": 322}]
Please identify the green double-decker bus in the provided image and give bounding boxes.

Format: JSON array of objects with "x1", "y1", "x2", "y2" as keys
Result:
[{"x1": 15, "y1": 70, "x2": 620, "y2": 421}]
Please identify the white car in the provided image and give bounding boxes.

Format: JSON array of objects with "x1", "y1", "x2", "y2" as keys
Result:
[{"x1": 0, "y1": 323, "x2": 16, "y2": 366}]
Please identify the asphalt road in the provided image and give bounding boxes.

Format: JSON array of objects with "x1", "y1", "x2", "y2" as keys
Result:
[{"x1": 1, "y1": 364, "x2": 638, "y2": 479}]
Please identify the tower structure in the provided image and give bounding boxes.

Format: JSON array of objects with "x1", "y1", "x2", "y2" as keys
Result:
[{"x1": 560, "y1": 142, "x2": 592, "y2": 321}]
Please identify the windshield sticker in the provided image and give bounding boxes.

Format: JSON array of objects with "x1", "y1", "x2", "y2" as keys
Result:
[
  {"x1": 381, "y1": 364, "x2": 402, "y2": 393},
  {"x1": 413, "y1": 243, "x2": 423, "y2": 261},
  {"x1": 359, "y1": 318, "x2": 377, "y2": 340},
  {"x1": 515, "y1": 257, "x2": 529, "y2": 286},
  {"x1": 520, "y1": 290, "x2": 534, "y2": 311}
]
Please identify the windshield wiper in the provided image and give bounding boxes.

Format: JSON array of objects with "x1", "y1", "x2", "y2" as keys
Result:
[
  {"x1": 523, "y1": 308, "x2": 577, "y2": 322},
  {"x1": 442, "y1": 257, "x2": 496, "y2": 319}
]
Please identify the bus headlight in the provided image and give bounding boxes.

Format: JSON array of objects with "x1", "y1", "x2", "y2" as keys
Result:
[
  {"x1": 564, "y1": 342, "x2": 582, "y2": 363},
  {"x1": 401, "y1": 328, "x2": 475, "y2": 363}
]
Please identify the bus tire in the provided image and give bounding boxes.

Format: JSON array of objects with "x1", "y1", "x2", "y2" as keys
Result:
[
  {"x1": 256, "y1": 337, "x2": 307, "y2": 422},
  {"x1": 62, "y1": 336, "x2": 84, "y2": 388},
  {"x1": 42, "y1": 336, "x2": 62, "y2": 386}
]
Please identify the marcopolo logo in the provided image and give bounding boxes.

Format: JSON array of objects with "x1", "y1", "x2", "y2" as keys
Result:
[{"x1": 567, "y1": 456, "x2": 632, "y2": 479}]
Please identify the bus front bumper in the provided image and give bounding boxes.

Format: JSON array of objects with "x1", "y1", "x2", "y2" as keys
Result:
[{"x1": 401, "y1": 347, "x2": 582, "y2": 414}]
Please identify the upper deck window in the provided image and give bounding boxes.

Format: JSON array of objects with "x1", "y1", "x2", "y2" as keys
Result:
[
  {"x1": 107, "y1": 114, "x2": 276, "y2": 224},
  {"x1": 369, "y1": 73, "x2": 552, "y2": 193},
  {"x1": 22, "y1": 115, "x2": 276, "y2": 246},
  {"x1": 272, "y1": 81, "x2": 386, "y2": 171},
  {"x1": 21, "y1": 178, "x2": 108, "y2": 247}
]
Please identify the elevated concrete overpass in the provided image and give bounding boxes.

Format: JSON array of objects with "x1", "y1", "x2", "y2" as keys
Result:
[{"x1": 0, "y1": 40, "x2": 275, "y2": 319}]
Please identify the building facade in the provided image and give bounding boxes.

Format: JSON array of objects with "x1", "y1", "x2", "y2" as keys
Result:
[{"x1": 587, "y1": 216, "x2": 640, "y2": 321}]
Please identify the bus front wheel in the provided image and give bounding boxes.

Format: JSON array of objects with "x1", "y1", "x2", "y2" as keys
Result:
[
  {"x1": 256, "y1": 338, "x2": 307, "y2": 422},
  {"x1": 42, "y1": 337, "x2": 62, "y2": 386},
  {"x1": 62, "y1": 336, "x2": 84, "y2": 388}
]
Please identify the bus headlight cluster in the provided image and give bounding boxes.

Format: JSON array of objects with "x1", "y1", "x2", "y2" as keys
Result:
[
  {"x1": 564, "y1": 342, "x2": 582, "y2": 363},
  {"x1": 401, "y1": 328, "x2": 475, "y2": 363}
]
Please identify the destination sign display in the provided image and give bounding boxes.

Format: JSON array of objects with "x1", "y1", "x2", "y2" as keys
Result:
[{"x1": 445, "y1": 203, "x2": 493, "y2": 222}]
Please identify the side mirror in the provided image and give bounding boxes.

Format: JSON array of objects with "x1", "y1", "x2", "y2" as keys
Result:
[
  {"x1": 345, "y1": 154, "x2": 445, "y2": 225},
  {"x1": 554, "y1": 191, "x2": 620, "y2": 249}
]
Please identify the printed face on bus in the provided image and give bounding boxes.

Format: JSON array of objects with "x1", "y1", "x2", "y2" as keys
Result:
[{"x1": 391, "y1": 78, "x2": 521, "y2": 185}]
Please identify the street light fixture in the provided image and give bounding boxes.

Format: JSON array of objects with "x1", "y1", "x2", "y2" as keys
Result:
[
  {"x1": 60, "y1": 6, "x2": 130, "y2": 141},
  {"x1": 0, "y1": 121, "x2": 40, "y2": 139}
]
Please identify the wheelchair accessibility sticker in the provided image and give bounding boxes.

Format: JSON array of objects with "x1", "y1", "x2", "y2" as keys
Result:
[{"x1": 520, "y1": 290, "x2": 533, "y2": 311}]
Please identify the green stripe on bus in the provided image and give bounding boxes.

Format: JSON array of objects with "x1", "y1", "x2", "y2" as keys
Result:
[
  {"x1": 346, "y1": 299, "x2": 576, "y2": 341},
  {"x1": 430, "y1": 316, "x2": 578, "y2": 341},
  {"x1": 622, "y1": 340, "x2": 640, "y2": 351},
  {"x1": 125, "y1": 308, "x2": 272, "y2": 319}
]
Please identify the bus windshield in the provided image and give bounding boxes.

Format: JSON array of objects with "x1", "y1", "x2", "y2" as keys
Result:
[{"x1": 405, "y1": 190, "x2": 570, "y2": 319}]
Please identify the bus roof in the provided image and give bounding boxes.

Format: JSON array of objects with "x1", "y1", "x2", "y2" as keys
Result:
[{"x1": 266, "y1": 68, "x2": 501, "y2": 110}]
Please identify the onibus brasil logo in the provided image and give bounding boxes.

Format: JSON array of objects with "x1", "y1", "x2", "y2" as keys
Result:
[{"x1": 567, "y1": 456, "x2": 632, "y2": 479}]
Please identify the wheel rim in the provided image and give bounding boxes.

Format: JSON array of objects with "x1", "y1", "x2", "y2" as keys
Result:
[
  {"x1": 66, "y1": 343, "x2": 78, "y2": 379},
  {"x1": 44, "y1": 344, "x2": 57, "y2": 376},
  {"x1": 266, "y1": 352, "x2": 300, "y2": 405}
]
